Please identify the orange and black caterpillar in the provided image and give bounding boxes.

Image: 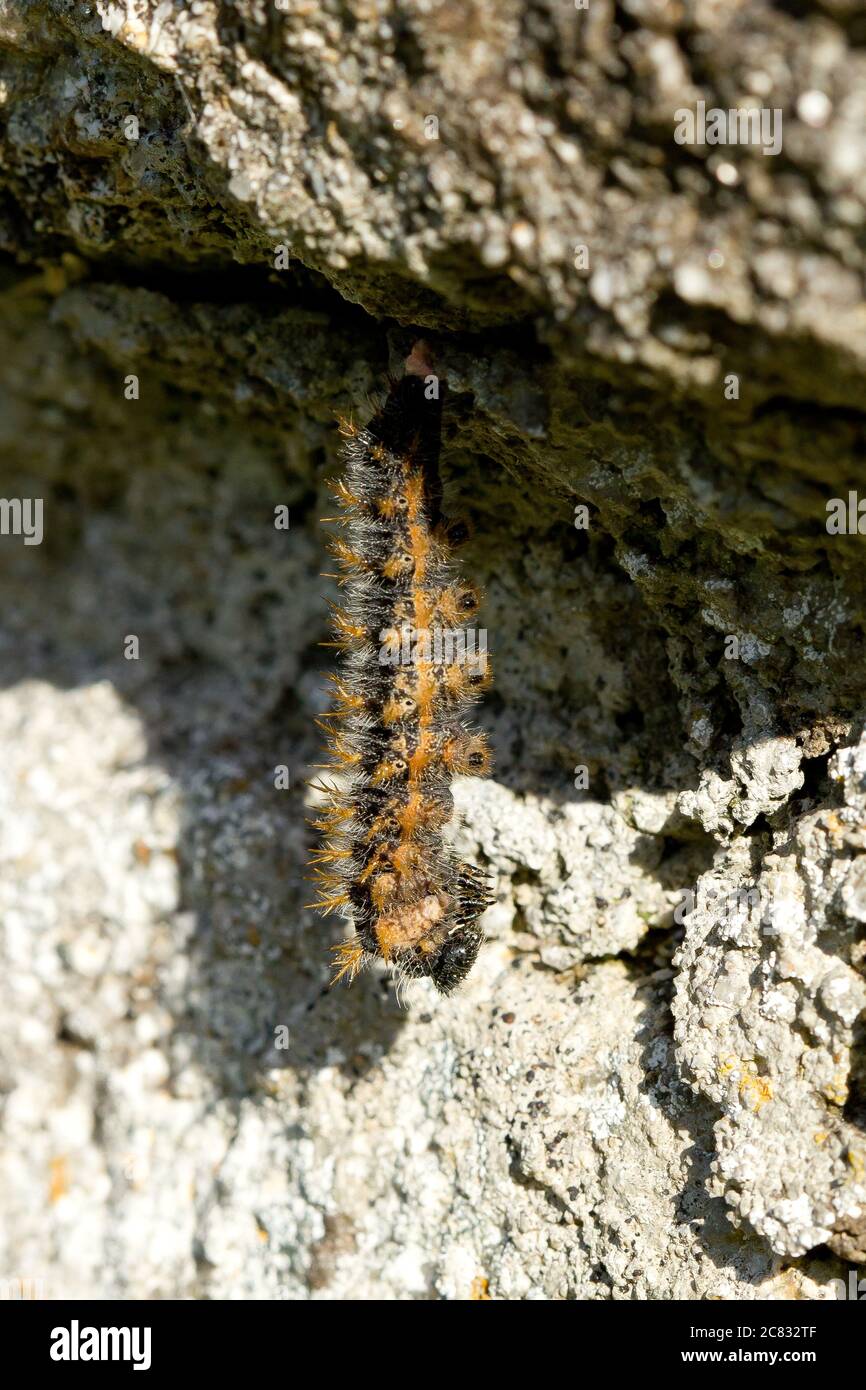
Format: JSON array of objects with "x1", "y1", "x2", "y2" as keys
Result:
[{"x1": 310, "y1": 342, "x2": 493, "y2": 995}]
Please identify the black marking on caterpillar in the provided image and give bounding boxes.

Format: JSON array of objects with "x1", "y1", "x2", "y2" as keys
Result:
[{"x1": 308, "y1": 341, "x2": 493, "y2": 996}]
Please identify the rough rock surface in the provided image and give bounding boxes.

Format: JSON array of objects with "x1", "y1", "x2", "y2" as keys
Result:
[{"x1": 0, "y1": 0, "x2": 865, "y2": 1298}]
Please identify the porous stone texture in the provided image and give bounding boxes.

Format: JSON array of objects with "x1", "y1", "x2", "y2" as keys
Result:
[
  {"x1": 0, "y1": 0, "x2": 865, "y2": 1299},
  {"x1": 672, "y1": 736, "x2": 866, "y2": 1264}
]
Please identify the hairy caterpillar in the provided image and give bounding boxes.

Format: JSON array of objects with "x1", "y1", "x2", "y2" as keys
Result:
[{"x1": 309, "y1": 342, "x2": 493, "y2": 995}]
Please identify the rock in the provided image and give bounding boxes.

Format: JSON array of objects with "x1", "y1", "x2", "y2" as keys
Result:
[{"x1": 0, "y1": 0, "x2": 865, "y2": 1299}]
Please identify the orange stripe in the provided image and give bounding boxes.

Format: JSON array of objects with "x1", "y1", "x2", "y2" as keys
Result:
[{"x1": 406, "y1": 460, "x2": 433, "y2": 827}]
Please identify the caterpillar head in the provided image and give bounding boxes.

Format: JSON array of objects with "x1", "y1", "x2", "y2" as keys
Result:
[
  {"x1": 425, "y1": 924, "x2": 484, "y2": 994},
  {"x1": 398, "y1": 920, "x2": 483, "y2": 994},
  {"x1": 402, "y1": 865, "x2": 490, "y2": 993}
]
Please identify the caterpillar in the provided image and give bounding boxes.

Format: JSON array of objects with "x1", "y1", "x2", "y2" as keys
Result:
[{"x1": 309, "y1": 341, "x2": 493, "y2": 996}]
